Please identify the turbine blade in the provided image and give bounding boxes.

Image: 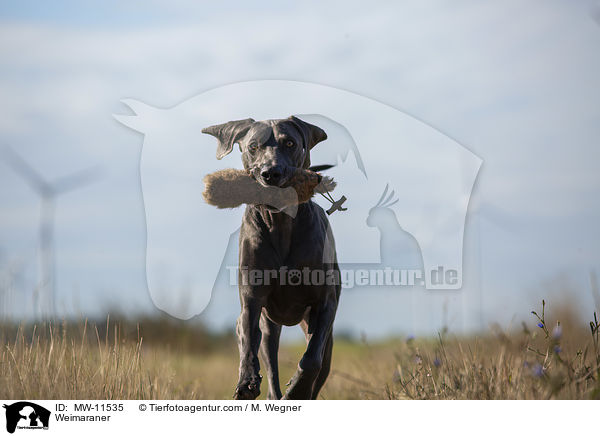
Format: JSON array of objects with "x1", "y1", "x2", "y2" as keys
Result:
[
  {"x1": 477, "y1": 202, "x2": 518, "y2": 231},
  {"x1": 2, "y1": 146, "x2": 49, "y2": 194},
  {"x1": 52, "y1": 165, "x2": 104, "y2": 194}
]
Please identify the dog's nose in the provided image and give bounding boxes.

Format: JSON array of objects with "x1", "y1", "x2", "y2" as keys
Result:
[{"x1": 261, "y1": 167, "x2": 283, "y2": 185}]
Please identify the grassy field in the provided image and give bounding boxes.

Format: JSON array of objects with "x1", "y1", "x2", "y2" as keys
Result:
[{"x1": 1, "y1": 301, "x2": 599, "y2": 400}]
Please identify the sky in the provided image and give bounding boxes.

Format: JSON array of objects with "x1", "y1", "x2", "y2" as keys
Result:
[{"x1": 1, "y1": 0, "x2": 600, "y2": 339}]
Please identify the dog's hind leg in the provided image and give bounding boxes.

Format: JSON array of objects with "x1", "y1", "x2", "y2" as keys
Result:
[
  {"x1": 259, "y1": 312, "x2": 283, "y2": 400},
  {"x1": 284, "y1": 297, "x2": 337, "y2": 399}
]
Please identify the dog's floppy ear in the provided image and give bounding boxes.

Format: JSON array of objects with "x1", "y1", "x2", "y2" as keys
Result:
[
  {"x1": 202, "y1": 118, "x2": 255, "y2": 160},
  {"x1": 288, "y1": 116, "x2": 327, "y2": 150}
]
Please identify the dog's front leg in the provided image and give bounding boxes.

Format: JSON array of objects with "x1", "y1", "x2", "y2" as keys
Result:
[{"x1": 234, "y1": 296, "x2": 263, "y2": 399}]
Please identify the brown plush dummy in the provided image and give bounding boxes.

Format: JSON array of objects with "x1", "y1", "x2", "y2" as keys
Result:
[{"x1": 202, "y1": 168, "x2": 336, "y2": 211}]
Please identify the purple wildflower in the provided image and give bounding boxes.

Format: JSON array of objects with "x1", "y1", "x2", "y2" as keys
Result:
[
  {"x1": 532, "y1": 363, "x2": 544, "y2": 377},
  {"x1": 433, "y1": 358, "x2": 441, "y2": 368},
  {"x1": 553, "y1": 345, "x2": 562, "y2": 354},
  {"x1": 537, "y1": 322, "x2": 544, "y2": 328},
  {"x1": 552, "y1": 325, "x2": 562, "y2": 340}
]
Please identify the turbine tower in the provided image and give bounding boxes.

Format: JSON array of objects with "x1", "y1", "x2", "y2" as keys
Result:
[
  {"x1": 467, "y1": 198, "x2": 519, "y2": 331},
  {"x1": 2, "y1": 146, "x2": 102, "y2": 319}
]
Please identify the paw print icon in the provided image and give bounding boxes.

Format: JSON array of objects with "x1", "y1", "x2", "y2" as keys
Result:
[{"x1": 287, "y1": 269, "x2": 302, "y2": 286}]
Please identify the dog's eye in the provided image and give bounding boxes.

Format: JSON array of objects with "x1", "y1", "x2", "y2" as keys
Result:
[
  {"x1": 285, "y1": 140, "x2": 295, "y2": 148},
  {"x1": 247, "y1": 142, "x2": 258, "y2": 152}
]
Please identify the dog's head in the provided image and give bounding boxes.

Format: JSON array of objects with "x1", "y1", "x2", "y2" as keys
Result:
[{"x1": 202, "y1": 116, "x2": 327, "y2": 187}]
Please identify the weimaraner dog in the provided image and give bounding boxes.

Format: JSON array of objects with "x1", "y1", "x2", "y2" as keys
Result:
[{"x1": 203, "y1": 116, "x2": 341, "y2": 400}]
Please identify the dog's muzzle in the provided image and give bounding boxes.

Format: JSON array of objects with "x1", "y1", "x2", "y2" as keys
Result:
[{"x1": 258, "y1": 165, "x2": 288, "y2": 187}]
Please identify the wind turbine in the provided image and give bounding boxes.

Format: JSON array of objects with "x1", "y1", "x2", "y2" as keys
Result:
[
  {"x1": 2, "y1": 146, "x2": 102, "y2": 319},
  {"x1": 465, "y1": 196, "x2": 521, "y2": 331}
]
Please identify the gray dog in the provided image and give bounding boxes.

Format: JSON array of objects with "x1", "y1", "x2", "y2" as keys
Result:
[{"x1": 202, "y1": 116, "x2": 341, "y2": 400}]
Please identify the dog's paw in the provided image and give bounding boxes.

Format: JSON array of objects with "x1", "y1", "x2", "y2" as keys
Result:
[{"x1": 233, "y1": 376, "x2": 262, "y2": 400}]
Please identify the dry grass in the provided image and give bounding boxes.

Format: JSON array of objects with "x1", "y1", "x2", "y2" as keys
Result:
[{"x1": 1, "y1": 301, "x2": 599, "y2": 400}]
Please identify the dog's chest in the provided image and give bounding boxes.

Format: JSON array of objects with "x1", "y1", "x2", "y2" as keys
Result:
[
  {"x1": 242, "y1": 203, "x2": 328, "y2": 264},
  {"x1": 263, "y1": 214, "x2": 294, "y2": 260},
  {"x1": 264, "y1": 285, "x2": 322, "y2": 325}
]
